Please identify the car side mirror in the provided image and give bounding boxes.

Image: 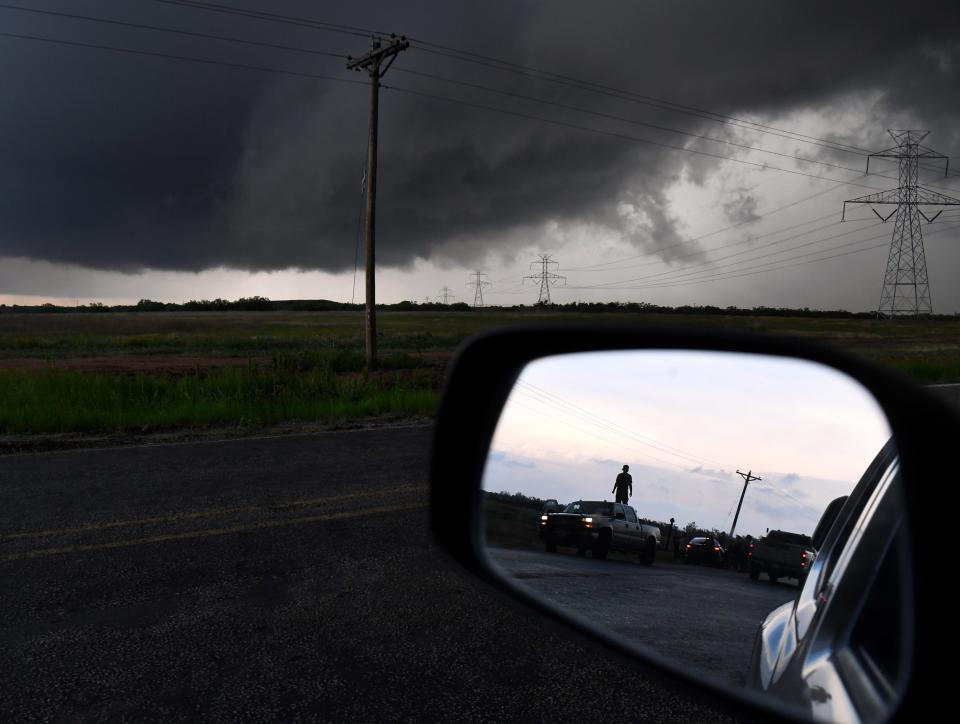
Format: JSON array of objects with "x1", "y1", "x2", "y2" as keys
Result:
[{"x1": 430, "y1": 325, "x2": 957, "y2": 723}]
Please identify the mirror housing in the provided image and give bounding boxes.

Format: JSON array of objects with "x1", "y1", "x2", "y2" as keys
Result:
[{"x1": 430, "y1": 324, "x2": 958, "y2": 722}]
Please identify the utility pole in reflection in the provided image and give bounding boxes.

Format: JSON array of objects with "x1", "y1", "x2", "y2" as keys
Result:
[
  {"x1": 729, "y1": 469, "x2": 761, "y2": 540},
  {"x1": 347, "y1": 34, "x2": 409, "y2": 370}
]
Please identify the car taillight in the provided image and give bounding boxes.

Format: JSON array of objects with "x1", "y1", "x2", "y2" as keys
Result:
[
  {"x1": 685, "y1": 544, "x2": 692, "y2": 549},
  {"x1": 713, "y1": 546, "x2": 720, "y2": 552},
  {"x1": 801, "y1": 551, "x2": 808, "y2": 567}
]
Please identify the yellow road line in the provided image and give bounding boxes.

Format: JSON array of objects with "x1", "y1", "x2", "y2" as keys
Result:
[
  {"x1": 0, "y1": 485, "x2": 427, "y2": 542},
  {"x1": 0, "y1": 502, "x2": 427, "y2": 563}
]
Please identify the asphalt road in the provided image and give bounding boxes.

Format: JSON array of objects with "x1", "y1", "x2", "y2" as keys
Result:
[
  {"x1": 0, "y1": 427, "x2": 728, "y2": 723},
  {"x1": 488, "y1": 548, "x2": 797, "y2": 689}
]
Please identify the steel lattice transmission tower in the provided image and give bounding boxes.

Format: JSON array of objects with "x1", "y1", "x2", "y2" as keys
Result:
[
  {"x1": 466, "y1": 271, "x2": 491, "y2": 307},
  {"x1": 437, "y1": 286, "x2": 456, "y2": 305},
  {"x1": 523, "y1": 255, "x2": 566, "y2": 304},
  {"x1": 843, "y1": 130, "x2": 960, "y2": 317}
]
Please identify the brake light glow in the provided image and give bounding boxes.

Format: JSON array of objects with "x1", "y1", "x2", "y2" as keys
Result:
[{"x1": 713, "y1": 546, "x2": 721, "y2": 552}]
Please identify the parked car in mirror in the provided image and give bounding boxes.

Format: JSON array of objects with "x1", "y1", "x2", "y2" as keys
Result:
[
  {"x1": 683, "y1": 536, "x2": 725, "y2": 566},
  {"x1": 748, "y1": 530, "x2": 816, "y2": 585}
]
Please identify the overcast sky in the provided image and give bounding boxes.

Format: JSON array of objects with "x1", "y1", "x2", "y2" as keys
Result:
[
  {"x1": 482, "y1": 351, "x2": 892, "y2": 538},
  {"x1": 1, "y1": 1, "x2": 959, "y2": 310}
]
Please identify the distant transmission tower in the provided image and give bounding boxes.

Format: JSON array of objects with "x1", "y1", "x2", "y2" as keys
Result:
[
  {"x1": 523, "y1": 254, "x2": 566, "y2": 304},
  {"x1": 466, "y1": 271, "x2": 491, "y2": 307},
  {"x1": 843, "y1": 130, "x2": 960, "y2": 317},
  {"x1": 437, "y1": 286, "x2": 456, "y2": 304}
]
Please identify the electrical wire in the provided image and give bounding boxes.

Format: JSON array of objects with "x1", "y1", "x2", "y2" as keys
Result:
[
  {"x1": 566, "y1": 222, "x2": 960, "y2": 292},
  {"x1": 141, "y1": 0, "x2": 960, "y2": 184},
  {"x1": 577, "y1": 221, "x2": 881, "y2": 289},
  {"x1": 382, "y1": 83, "x2": 886, "y2": 192},
  {"x1": 0, "y1": 3, "x2": 349, "y2": 58},
  {"x1": 0, "y1": 30, "x2": 366, "y2": 86},
  {"x1": 515, "y1": 379, "x2": 737, "y2": 470},
  {"x1": 143, "y1": 0, "x2": 386, "y2": 39}
]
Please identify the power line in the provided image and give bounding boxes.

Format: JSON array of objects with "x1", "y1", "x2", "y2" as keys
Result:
[
  {"x1": 391, "y1": 67, "x2": 896, "y2": 182},
  {"x1": 563, "y1": 190, "x2": 847, "y2": 272},
  {"x1": 576, "y1": 220, "x2": 880, "y2": 290},
  {"x1": 568, "y1": 215, "x2": 875, "y2": 276},
  {"x1": 143, "y1": 0, "x2": 385, "y2": 39},
  {"x1": 139, "y1": 0, "x2": 958, "y2": 183},
  {"x1": 571, "y1": 233, "x2": 891, "y2": 290},
  {"x1": 383, "y1": 83, "x2": 887, "y2": 193},
  {"x1": 407, "y1": 43, "x2": 960, "y2": 184},
  {"x1": 0, "y1": 29, "x2": 891, "y2": 195},
  {"x1": 395, "y1": 65, "x2": 958, "y2": 194},
  {"x1": 516, "y1": 380, "x2": 736, "y2": 470},
  {"x1": 0, "y1": 30, "x2": 366, "y2": 86},
  {"x1": 571, "y1": 217, "x2": 846, "y2": 281},
  {"x1": 0, "y1": 3, "x2": 349, "y2": 58},
  {"x1": 505, "y1": 397, "x2": 698, "y2": 475},
  {"x1": 407, "y1": 45, "x2": 865, "y2": 156},
  {"x1": 132, "y1": 0, "x2": 898, "y2": 173},
  {"x1": 570, "y1": 222, "x2": 960, "y2": 292}
]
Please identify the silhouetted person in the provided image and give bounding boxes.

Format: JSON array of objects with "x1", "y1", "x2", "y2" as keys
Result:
[{"x1": 612, "y1": 464, "x2": 632, "y2": 504}]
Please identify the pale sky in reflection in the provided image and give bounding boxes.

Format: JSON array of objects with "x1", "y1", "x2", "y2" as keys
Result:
[{"x1": 483, "y1": 351, "x2": 892, "y2": 537}]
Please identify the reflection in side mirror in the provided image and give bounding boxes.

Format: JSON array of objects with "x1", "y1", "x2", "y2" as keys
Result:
[{"x1": 480, "y1": 350, "x2": 910, "y2": 723}]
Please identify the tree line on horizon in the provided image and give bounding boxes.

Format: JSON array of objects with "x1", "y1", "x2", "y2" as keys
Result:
[{"x1": 3, "y1": 296, "x2": 949, "y2": 319}]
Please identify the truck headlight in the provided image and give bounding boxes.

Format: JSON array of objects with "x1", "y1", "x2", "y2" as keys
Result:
[{"x1": 584, "y1": 517, "x2": 593, "y2": 523}]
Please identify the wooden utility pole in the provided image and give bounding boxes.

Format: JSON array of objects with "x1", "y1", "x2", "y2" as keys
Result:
[
  {"x1": 729, "y1": 469, "x2": 761, "y2": 541},
  {"x1": 347, "y1": 35, "x2": 408, "y2": 370}
]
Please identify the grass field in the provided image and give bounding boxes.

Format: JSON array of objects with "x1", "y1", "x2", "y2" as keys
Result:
[{"x1": 1, "y1": 309, "x2": 958, "y2": 435}]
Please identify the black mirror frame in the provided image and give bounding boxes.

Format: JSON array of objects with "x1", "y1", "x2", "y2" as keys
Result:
[{"x1": 429, "y1": 323, "x2": 957, "y2": 723}]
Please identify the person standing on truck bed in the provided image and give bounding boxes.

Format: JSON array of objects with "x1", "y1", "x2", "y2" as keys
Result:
[{"x1": 613, "y1": 464, "x2": 632, "y2": 504}]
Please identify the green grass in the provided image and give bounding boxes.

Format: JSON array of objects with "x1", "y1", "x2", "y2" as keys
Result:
[
  {"x1": 1, "y1": 310, "x2": 959, "y2": 368},
  {"x1": 1, "y1": 310, "x2": 958, "y2": 434},
  {"x1": 0, "y1": 366, "x2": 439, "y2": 434}
]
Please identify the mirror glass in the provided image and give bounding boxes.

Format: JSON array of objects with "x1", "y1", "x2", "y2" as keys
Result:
[{"x1": 481, "y1": 350, "x2": 909, "y2": 722}]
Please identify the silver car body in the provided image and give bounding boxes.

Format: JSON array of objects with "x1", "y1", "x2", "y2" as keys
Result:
[{"x1": 747, "y1": 440, "x2": 911, "y2": 722}]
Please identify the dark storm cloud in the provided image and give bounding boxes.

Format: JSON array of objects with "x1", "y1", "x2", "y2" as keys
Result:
[{"x1": 1, "y1": 0, "x2": 958, "y2": 273}]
